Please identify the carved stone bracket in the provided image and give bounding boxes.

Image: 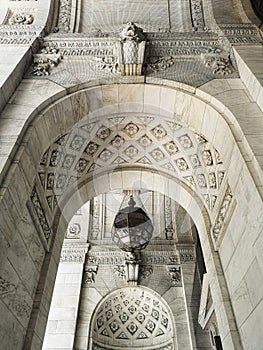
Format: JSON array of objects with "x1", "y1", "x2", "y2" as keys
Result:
[{"x1": 116, "y1": 22, "x2": 146, "y2": 76}]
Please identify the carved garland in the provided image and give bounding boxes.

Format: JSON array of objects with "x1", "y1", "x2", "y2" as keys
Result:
[
  {"x1": 189, "y1": 0, "x2": 206, "y2": 31},
  {"x1": 55, "y1": 0, "x2": 72, "y2": 32},
  {"x1": 30, "y1": 187, "x2": 52, "y2": 241},
  {"x1": 212, "y1": 186, "x2": 233, "y2": 241}
]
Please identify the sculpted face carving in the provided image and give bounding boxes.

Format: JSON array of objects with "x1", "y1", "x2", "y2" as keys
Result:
[{"x1": 120, "y1": 22, "x2": 145, "y2": 42}]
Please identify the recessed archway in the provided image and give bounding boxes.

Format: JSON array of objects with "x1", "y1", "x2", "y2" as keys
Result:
[
  {"x1": 1, "y1": 82, "x2": 261, "y2": 350},
  {"x1": 90, "y1": 286, "x2": 176, "y2": 350}
]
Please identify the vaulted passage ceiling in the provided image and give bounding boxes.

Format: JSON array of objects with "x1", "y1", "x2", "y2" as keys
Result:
[{"x1": 37, "y1": 113, "x2": 226, "y2": 214}]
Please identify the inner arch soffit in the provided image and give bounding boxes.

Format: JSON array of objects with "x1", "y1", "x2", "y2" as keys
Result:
[{"x1": 36, "y1": 112, "x2": 227, "y2": 219}]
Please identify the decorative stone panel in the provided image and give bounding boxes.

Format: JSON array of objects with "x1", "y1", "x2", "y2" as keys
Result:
[
  {"x1": 66, "y1": 223, "x2": 81, "y2": 239},
  {"x1": 5, "y1": 9, "x2": 35, "y2": 25}
]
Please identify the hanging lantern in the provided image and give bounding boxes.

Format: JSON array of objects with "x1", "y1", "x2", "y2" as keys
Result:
[{"x1": 112, "y1": 192, "x2": 154, "y2": 252}]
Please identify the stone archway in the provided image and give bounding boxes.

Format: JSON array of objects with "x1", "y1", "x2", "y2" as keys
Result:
[{"x1": 1, "y1": 82, "x2": 262, "y2": 350}]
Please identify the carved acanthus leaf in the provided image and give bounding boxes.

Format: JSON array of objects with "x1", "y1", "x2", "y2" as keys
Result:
[
  {"x1": 31, "y1": 53, "x2": 62, "y2": 76},
  {"x1": 203, "y1": 54, "x2": 232, "y2": 76}
]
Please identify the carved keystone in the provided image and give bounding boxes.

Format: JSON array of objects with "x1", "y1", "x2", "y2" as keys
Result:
[{"x1": 117, "y1": 22, "x2": 146, "y2": 76}]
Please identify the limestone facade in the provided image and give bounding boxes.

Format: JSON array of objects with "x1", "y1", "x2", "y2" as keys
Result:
[{"x1": 0, "y1": 0, "x2": 263, "y2": 349}]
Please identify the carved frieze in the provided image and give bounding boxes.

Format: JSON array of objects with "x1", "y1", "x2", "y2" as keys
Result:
[
  {"x1": 88, "y1": 250, "x2": 179, "y2": 266},
  {"x1": 88, "y1": 252, "x2": 125, "y2": 265},
  {"x1": 114, "y1": 265, "x2": 126, "y2": 280},
  {"x1": 141, "y1": 252, "x2": 179, "y2": 265},
  {"x1": 220, "y1": 24, "x2": 262, "y2": 44},
  {"x1": 43, "y1": 39, "x2": 115, "y2": 57},
  {"x1": 114, "y1": 264, "x2": 153, "y2": 282},
  {"x1": 60, "y1": 244, "x2": 88, "y2": 263},
  {"x1": 147, "y1": 39, "x2": 221, "y2": 58},
  {"x1": 0, "y1": 28, "x2": 39, "y2": 44},
  {"x1": 164, "y1": 196, "x2": 174, "y2": 239},
  {"x1": 89, "y1": 196, "x2": 101, "y2": 239},
  {"x1": 178, "y1": 247, "x2": 195, "y2": 263}
]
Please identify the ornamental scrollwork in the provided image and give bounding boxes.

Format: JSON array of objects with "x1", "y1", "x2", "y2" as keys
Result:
[
  {"x1": 203, "y1": 55, "x2": 232, "y2": 76},
  {"x1": 66, "y1": 223, "x2": 81, "y2": 239},
  {"x1": 9, "y1": 13, "x2": 34, "y2": 25},
  {"x1": 212, "y1": 186, "x2": 233, "y2": 241},
  {"x1": 31, "y1": 52, "x2": 62, "y2": 76},
  {"x1": 147, "y1": 56, "x2": 176, "y2": 72},
  {"x1": 31, "y1": 187, "x2": 52, "y2": 241}
]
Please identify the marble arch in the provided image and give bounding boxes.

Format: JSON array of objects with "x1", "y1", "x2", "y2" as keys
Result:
[{"x1": 0, "y1": 81, "x2": 263, "y2": 350}]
